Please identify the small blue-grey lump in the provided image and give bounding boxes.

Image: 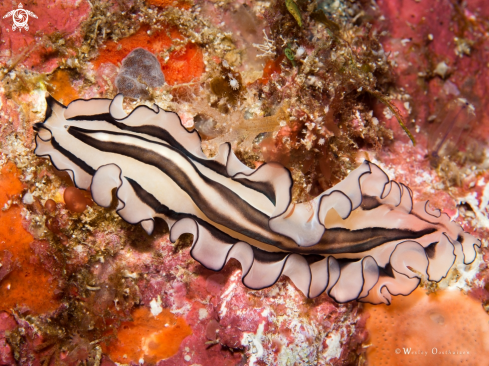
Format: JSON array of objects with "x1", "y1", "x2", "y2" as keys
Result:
[{"x1": 116, "y1": 48, "x2": 165, "y2": 99}]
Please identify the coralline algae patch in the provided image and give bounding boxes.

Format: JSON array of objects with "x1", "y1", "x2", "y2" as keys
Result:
[
  {"x1": 196, "y1": 268, "x2": 367, "y2": 366},
  {"x1": 364, "y1": 288, "x2": 489, "y2": 366},
  {"x1": 0, "y1": 0, "x2": 90, "y2": 74},
  {"x1": 129, "y1": 237, "x2": 368, "y2": 366},
  {"x1": 0, "y1": 311, "x2": 17, "y2": 365},
  {"x1": 0, "y1": 162, "x2": 59, "y2": 314},
  {"x1": 93, "y1": 25, "x2": 204, "y2": 86},
  {"x1": 104, "y1": 307, "x2": 192, "y2": 364},
  {"x1": 374, "y1": 0, "x2": 489, "y2": 142}
]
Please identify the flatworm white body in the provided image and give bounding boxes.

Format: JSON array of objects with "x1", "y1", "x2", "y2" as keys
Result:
[{"x1": 34, "y1": 94, "x2": 481, "y2": 304}]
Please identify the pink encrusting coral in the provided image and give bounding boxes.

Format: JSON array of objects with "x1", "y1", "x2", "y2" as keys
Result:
[
  {"x1": 374, "y1": 0, "x2": 489, "y2": 147},
  {"x1": 0, "y1": 0, "x2": 91, "y2": 74},
  {"x1": 0, "y1": 312, "x2": 17, "y2": 365},
  {"x1": 0, "y1": 0, "x2": 488, "y2": 365},
  {"x1": 126, "y1": 237, "x2": 369, "y2": 366}
]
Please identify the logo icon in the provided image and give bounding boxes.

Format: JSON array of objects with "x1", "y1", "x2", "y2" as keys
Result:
[{"x1": 3, "y1": 3, "x2": 37, "y2": 31}]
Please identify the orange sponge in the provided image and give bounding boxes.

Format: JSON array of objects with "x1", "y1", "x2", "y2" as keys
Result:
[
  {"x1": 104, "y1": 306, "x2": 192, "y2": 364},
  {"x1": 364, "y1": 288, "x2": 489, "y2": 365},
  {"x1": 0, "y1": 162, "x2": 60, "y2": 314},
  {"x1": 93, "y1": 25, "x2": 204, "y2": 86},
  {"x1": 47, "y1": 69, "x2": 80, "y2": 105}
]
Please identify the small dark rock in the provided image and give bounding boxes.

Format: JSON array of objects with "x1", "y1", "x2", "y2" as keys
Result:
[{"x1": 116, "y1": 48, "x2": 165, "y2": 99}]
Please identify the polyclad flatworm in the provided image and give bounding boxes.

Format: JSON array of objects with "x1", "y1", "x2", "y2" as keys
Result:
[{"x1": 33, "y1": 94, "x2": 481, "y2": 304}]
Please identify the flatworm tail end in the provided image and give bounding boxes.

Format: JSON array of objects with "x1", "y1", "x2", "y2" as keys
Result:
[{"x1": 33, "y1": 95, "x2": 482, "y2": 305}]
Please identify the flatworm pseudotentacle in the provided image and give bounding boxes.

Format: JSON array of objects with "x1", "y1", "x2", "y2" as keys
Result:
[{"x1": 33, "y1": 94, "x2": 481, "y2": 305}]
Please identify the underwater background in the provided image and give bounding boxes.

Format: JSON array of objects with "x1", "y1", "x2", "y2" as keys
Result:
[{"x1": 0, "y1": 0, "x2": 489, "y2": 365}]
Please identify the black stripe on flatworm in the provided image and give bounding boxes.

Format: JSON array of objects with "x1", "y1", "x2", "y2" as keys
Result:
[
  {"x1": 125, "y1": 177, "x2": 240, "y2": 246},
  {"x1": 317, "y1": 227, "x2": 437, "y2": 254},
  {"x1": 67, "y1": 113, "x2": 230, "y2": 175},
  {"x1": 233, "y1": 177, "x2": 277, "y2": 206},
  {"x1": 50, "y1": 137, "x2": 96, "y2": 176},
  {"x1": 67, "y1": 113, "x2": 115, "y2": 122}
]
